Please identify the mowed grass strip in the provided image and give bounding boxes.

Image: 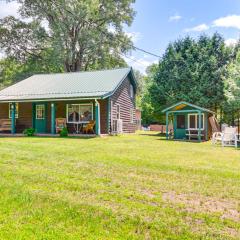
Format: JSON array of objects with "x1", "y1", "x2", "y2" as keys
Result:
[{"x1": 0, "y1": 132, "x2": 240, "y2": 239}]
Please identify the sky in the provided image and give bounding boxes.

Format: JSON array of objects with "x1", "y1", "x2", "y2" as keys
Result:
[{"x1": 0, "y1": 0, "x2": 240, "y2": 73}]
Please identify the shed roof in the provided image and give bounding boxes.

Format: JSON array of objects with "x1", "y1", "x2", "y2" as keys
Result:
[
  {"x1": 162, "y1": 101, "x2": 215, "y2": 114},
  {"x1": 0, "y1": 67, "x2": 136, "y2": 102}
]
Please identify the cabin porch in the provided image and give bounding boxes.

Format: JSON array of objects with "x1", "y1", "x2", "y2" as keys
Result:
[{"x1": 0, "y1": 99, "x2": 109, "y2": 136}]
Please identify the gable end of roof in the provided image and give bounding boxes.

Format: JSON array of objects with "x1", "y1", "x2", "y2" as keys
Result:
[
  {"x1": 102, "y1": 67, "x2": 137, "y2": 99},
  {"x1": 162, "y1": 101, "x2": 215, "y2": 114}
]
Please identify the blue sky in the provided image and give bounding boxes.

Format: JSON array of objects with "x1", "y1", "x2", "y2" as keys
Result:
[
  {"x1": 124, "y1": 0, "x2": 240, "y2": 73},
  {"x1": 1, "y1": 0, "x2": 240, "y2": 73}
]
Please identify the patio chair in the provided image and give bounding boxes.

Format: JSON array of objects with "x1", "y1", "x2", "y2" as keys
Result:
[
  {"x1": 55, "y1": 118, "x2": 67, "y2": 133},
  {"x1": 212, "y1": 132, "x2": 222, "y2": 144},
  {"x1": 212, "y1": 127, "x2": 237, "y2": 147},
  {"x1": 82, "y1": 120, "x2": 95, "y2": 134},
  {"x1": 0, "y1": 119, "x2": 13, "y2": 132}
]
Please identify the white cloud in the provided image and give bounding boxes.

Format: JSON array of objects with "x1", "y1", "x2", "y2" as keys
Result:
[
  {"x1": 225, "y1": 38, "x2": 238, "y2": 46},
  {"x1": 169, "y1": 15, "x2": 182, "y2": 22},
  {"x1": 125, "y1": 31, "x2": 142, "y2": 43},
  {"x1": 124, "y1": 55, "x2": 158, "y2": 74},
  {"x1": 184, "y1": 24, "x2": 209, "y2": 32},
  {"x1": 213, "y1": 15, "x2": 240, "y2": 30},
  {"x1": 0, "y1": 1, "x2": 20, "y2": 18}
]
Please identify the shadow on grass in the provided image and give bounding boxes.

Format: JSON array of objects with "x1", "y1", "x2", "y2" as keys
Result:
[
  {"x1": 139, "y1": 132, "x2": 204, "y2": 144},
  {"x1": 139, "y1": 132, "x2": 165, "y2": 137},
  {"x1": 157, "y1": 138, "x2": 203, "y2": 143},
  {"x1": 0, "y1": 135, "x2": 96, "y2": 140}
]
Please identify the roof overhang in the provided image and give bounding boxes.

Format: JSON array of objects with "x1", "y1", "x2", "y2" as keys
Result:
[
  {"x1": 0, "y1": 96, "x2": 103, "y2": 103},
  {"x1": 162, "y1": 101, "x2": 215, "y2": 114},
  {"x1": 98, "y1": 67, "x2": 137, "y2": 99}
]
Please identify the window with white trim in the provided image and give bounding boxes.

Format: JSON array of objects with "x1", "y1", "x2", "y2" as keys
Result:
[
  {"x1": 130, "y1": 109, "x2": 134, "y2": 123},
  {"x1": 188, "y1": 113, "x2": 204, "y2": 130},
  {"x1": 67, "y1": 104, "x2": 93, "y2": 123},
  {"x1": 130, "y1": 84, "x2": 134, "y2": 98},
  {"x1": 116, "y1": 104, "x2": 120, "y2": 119},
  {"x1": 9, "y1": 103, "x2": 19, "y2": 119},
  {"x1": 36, "y1": 104, "x2": 45, "y2": 119}
]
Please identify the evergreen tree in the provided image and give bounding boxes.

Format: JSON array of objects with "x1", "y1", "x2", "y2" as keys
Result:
[{"x1": 149, "y1": 33, "x2": 231, "y2": 119}]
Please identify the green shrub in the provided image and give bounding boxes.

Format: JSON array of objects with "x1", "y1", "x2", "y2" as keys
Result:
[
  {"x1": 23, "y1": 128, "x2": 35, "y2": 137},
  {"x1": 60, "y1": 127, "x2": 68, "y2": 137}
]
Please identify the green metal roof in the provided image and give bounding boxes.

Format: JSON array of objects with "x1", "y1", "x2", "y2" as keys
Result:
[
  {"x1": 0, "y1": 67, "x2": 136, "y2": 102},
  {"x1": 162, "y1": 101, "x2": 215, "y2": 114}
]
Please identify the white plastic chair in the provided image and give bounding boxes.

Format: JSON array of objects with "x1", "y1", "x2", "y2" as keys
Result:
[
  {"x1": 212, "y1": 127, "x2": 237, "y2": 147},
  {"x1": 212, "y1": 132, "x2": 223, "y2": 144}
]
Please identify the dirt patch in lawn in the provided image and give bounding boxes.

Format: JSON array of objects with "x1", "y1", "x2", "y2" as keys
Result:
[
  {"x1": 184, "y1": 216, "x2": 240, "y2": 238},
  {"x1": 162, "y1": 191, "x2": 240, "y2": 222}
]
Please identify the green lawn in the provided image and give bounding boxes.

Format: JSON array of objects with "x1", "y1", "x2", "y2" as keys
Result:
[{"x1": 0, "y1": 132, "x2": 240, "y2": 239}]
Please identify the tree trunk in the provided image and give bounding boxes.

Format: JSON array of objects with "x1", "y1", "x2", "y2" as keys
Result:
[
  {"x1": 231, "y1": 110, "x2": 235, "y2": 126},
  {"x1": 64, "y1": 61, "x2": 72, "y2": 72}
]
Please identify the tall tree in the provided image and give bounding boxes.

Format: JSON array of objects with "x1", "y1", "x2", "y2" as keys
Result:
[
  {"x1": 223, "y1": 50, "x2": 240, "y2": 125},
  {"x1": 149, "y1": 33, "x2": 231, "y2": 119},
  {"x1": 0, "y1": 0, "x2": 135, "y2": 72},
  {"x1": 140, "y1": 64, "x2": 158, "y2": 124}
]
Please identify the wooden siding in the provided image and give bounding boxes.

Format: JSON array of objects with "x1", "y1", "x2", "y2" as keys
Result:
[
  {"x1": 98, "y1": 99, "x2": 108, "y2": 134},
  {"x1": 110, "y1": 76, "x2": 136, "y2": 133},
  {"x1": 0, "y1": 102, "x2": 32, "y2": 133}
]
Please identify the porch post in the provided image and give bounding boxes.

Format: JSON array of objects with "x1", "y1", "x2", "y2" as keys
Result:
[
  {"x1": 166, "y1": 112, "x2": 169, "y2": 139},
  {"x1": 198, "y1": 111, "x2": 201, "y2": 141},
  {"x1": 95, "y1": 100, "x2": 101, "y2": 135},
  {"x1": 51, "y1": 103, "x2": 56, "y2": 134},
  {"x1": 32, "y1": 103, "x2": 36, "y2": 129},
  {"x1": 11, "y1": 103, "x2": 16, "y2": 134}
]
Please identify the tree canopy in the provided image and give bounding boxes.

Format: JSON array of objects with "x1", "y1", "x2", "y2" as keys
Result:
[
  {"x1": 0, "y1": 0, "x2": 135, "y2": 74},
  {"x1": 223, "y1": 48, "x2": 240, "y2": 125},
  {"x1": 148, "y1": 33, "x2": 232, "y2": 121}
]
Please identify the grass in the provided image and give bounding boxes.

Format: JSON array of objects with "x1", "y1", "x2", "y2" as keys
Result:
[{"x1": 0, "y1": 132, "x2": 240, "y2": 239}]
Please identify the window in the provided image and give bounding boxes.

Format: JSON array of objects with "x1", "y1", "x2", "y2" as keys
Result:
[
  {"x1": 130, "y1": 84, "x2": 134, "y2": 98},
  {"x1": 177, "y1": 115, "x2": 185, "y2": 129},
  {"x1": 188, "y1": 113, "x2": 204, "y2": 130},
  {"x1": 189, "y1": 115, "x2": 195, "y2": 129},
  {"x1": 67, "y1": 104, "x2": 93, "y2": 123},
  {"x1": 130, "y1": 109, "x2": 134, "y2": 123},
  {"x1": 116, "y1": 104, "x2": 120, "y2": 119},
  {"x1": 36, "y1": 105, "x2": 45, "y2": 119},
  {"x1": 9, "y1": 103, "x2": 19, "y2": 119}
]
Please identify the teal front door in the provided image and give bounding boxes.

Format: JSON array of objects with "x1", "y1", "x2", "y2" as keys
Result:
[
  {"x1": 35, "y1": 104, "x2": 47, "y2": 133},
  {"x1": 174, "y1": 114, "x2": 186, "y2": 139}
]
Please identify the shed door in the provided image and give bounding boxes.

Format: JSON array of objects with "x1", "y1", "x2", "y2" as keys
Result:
[
  {"x1": 175, "y1": 114, "x2": 186, "y2": 139},
  {"x1": 35, "y1": 104, "x2": 47, "y2": 133}
]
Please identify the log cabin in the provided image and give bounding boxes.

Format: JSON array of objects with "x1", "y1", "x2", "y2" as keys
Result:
[{"x1": 0, "y1": 67, "x2": 137, "y2": 135}]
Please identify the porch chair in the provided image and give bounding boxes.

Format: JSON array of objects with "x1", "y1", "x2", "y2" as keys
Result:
[
  {"x1": 82, "y1": 120, "x2": 95, "y2": 134},
  {"x1": 167, "y1": 129, "x2": 174, "y2": 139},
  {"x1": 212, "y1": 127, "x2": 237, "y2": 147},
  {"x1": 55, "y1": 118, "x2": 67, "y2": 133},
  {"x1": 0, "y1": 119, "x2": 13, "y2": 132}
]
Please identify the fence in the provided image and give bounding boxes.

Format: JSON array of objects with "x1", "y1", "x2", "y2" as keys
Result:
[{"x1": 149, "y1": 124, "x2": 173, "y2": 133}]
